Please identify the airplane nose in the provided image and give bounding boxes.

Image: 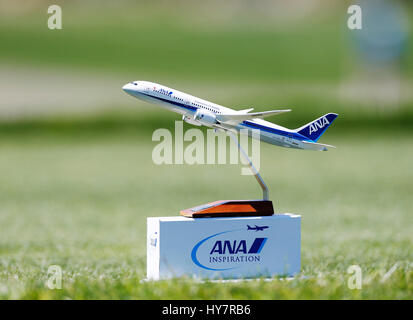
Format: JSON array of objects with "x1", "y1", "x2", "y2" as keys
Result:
[{"x1": 122, "y1": 83, "x2": 134, "y2": 93}]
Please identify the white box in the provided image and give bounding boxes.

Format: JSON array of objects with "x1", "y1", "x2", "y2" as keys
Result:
[{"x1": 147, "y1": 214, "x2": 300, "y2": 280}]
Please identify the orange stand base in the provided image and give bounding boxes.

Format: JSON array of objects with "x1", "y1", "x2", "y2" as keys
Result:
[{"x1": 180, "y1": 200, "x2": 274, "y2": 218}]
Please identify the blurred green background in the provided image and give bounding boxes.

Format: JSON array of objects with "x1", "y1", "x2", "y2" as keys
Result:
[{"x1": 0, "y1": 0, "x2": 412, "y2": 299}]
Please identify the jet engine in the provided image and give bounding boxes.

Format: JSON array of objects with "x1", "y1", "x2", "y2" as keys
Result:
[
  {"x1": 193, "y1": 109, "x2": 219, "y2": 127},
  {"x1": 182, "y1": 115, "x2": 202, "y2": 126}
]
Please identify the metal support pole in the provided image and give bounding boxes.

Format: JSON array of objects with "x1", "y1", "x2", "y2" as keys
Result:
[{"x1": 228, "y1": 131, "x2": 269, "y2": 201}]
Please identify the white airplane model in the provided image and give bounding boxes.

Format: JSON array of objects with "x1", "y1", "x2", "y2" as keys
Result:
[{"x1": 122, "y1": 81, "x2": 338, "y2": 151}]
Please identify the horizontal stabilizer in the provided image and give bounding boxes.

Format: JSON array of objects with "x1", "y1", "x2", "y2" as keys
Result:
[
  {"x1": 302, "y1": 141, "x2": 336, "y2": 151},
  {"x1": 217, "y1": 109, "x2": 291, "y2": 123}
]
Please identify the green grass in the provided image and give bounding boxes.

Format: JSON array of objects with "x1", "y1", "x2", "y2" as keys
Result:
[
  {"x1": 1, "y1": 100, "x2": 413, "y2": 135},
  {"x1": 0, "y1": 2, "x2": 380, "y2": 83},
  {"x1": 0, "y1": 25, "x2": 343, "y2": 84},
  {"x1": 0, "y1": 128, "x2": 412, "y2": 299},
  {"x1": 1, "y1": 1, "x2": 412, "y2": 300},
  {"x1": 3, "y1": 1, "x2": 413, "y2": 83}
]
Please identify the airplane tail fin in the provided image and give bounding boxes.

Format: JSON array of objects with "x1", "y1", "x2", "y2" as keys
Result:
[
  {"x1": 247, "y1": 225, "x2": 253, "y2": 230},
  {"x1": 295, "y1": 113, "x2": 338, "y2": 142}
]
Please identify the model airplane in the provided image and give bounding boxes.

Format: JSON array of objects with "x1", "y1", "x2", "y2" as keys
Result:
[
  {"x1": 123, "y1": 81, "x2": 338, "y2": 151},
  {"x1": 247, "y1": 225, "x2": 269, "y2": 232}
]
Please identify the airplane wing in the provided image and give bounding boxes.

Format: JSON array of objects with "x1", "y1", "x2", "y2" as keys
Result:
[
  {"x1": 302, "y1": 141, "x2": 336, "y2": 151},
  {"x1": 216, "y1": 109, "x2": 291, "y2": 123},
  {"x1": 211, "y1": 123, "x2": 237, "y2": 133},
  {"x1": 238, "y1": 108, "x2": 254, "y2": 113}
]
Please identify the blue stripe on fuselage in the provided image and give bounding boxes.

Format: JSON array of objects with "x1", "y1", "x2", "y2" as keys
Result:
[
  {"x1": 241, "y1": 121, "x2": 309, "y2": 141},
  {"x1": 139, "y1": 92, "x2": 197, "y2": 112}
]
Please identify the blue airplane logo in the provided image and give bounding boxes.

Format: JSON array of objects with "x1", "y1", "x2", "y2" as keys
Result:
[{"x1": 247, "y1": 225, "x2": 269, "y2": 232}]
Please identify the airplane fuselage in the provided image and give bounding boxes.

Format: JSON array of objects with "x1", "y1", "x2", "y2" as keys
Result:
[{"x1": 122, "y1": 81, "x2": 331, "y2": 150}]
